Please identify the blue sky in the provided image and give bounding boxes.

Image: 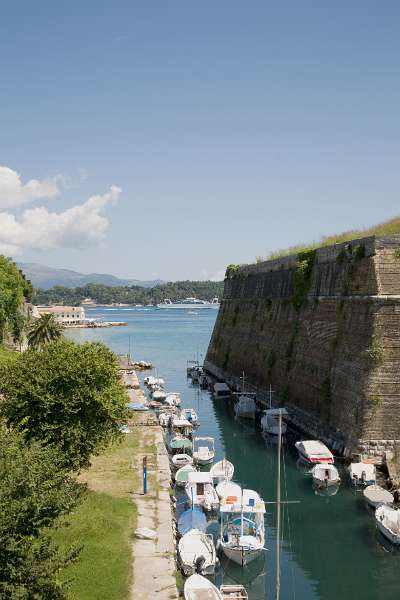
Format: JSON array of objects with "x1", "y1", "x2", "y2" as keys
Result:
[{"x1": 1, "y1": 1, "x2": 400, "y2": 280}]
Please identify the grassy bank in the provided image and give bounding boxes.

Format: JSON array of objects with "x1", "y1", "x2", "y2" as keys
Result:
[{"x1": 53, "y1": 432, "x2": 140, "y2": 600}]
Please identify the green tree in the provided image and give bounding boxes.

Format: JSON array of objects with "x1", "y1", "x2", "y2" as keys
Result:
[
  {"x1": 0, "y1": 340, "x2": 128, "y2": 471},
  {"x1": 27, "y1": 313, "x2": 63, "y2": 349},
  {"x1": 0, "y1": 425, "x2": 83, "y2": 598},
  {"x1": 0, "y1": 256, "x2": 32, "y2": 343}
]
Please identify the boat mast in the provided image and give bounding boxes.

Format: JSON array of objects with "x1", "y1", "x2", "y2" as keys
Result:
[{"x1": 275, "y1": 410, "x2": 282, "y2": 600}]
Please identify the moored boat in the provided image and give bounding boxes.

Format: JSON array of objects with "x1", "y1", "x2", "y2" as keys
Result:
[
  {"x1": 152, "y1": 388, "x2": 167, "y2": 402},
  {"x1": 175, "y1": 464, "x2": 197, "y2": 488},
  {"x1": 178, "y1": 529, "x2": 217, "y2": 576},
  {"x1": 181, "y1": 408, "x2": 199, "y2": 426},
  {"x1": 165, "y1": 392, "x2": 181, "y2": 406},
  {"x1": 363, "y1": 484, "x2": 394, "y2": 508},
  {"x1": 220, "y1": 584, "x2": 248, "y2": 599},
  {"x1": 261, "y1": 408, "x2": 288, "y2": 435},
  {"x1": 349, "y1": 462, "x2": 376, "y2": 486},
  {"x1": 210, "y1": 458, "x2": 234, "y2": 484},
  {"x1": 193, "y1": 436, "x2": 215, "y2": 465},
  {"x1": 234, "y1": 394, "x2": 257, "y2": 419},
  {"x1": 213, "y1": 382, "x2": 231, "y2": 400},
  {"x1": 216, "y1": 480, "x2": 242, "y2": 500},
  {"x1": 295, "y1": 440, "x2": 334, "y2": 464},
  {"x1": 171, "y1": 453, "x2": 194, "y2": 469},
  {"x1": 375, "y1": 505, "x2": 400, "y2": 545},
  {"x1": 185, "y1": 472, "x2": 220, "y2": 511},
  {"x1": 169, "y1": 436, "x2": 193, "y2": 455},
  {"x1": 312, "y1": 463, "x2": 340, "y2": 488},
  {"x1": 184, "y1": 574, "x2": 223, "y2": 599},
  {"x1": 177, "y1": 507, "x2": 207, "y2": 537}
]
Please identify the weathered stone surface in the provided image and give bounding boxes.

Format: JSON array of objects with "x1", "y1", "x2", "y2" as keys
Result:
[{"x1": 205, "y1": 235, "x2": 400, "y2": 462}]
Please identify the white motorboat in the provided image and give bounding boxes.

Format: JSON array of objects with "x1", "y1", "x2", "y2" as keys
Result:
[
  {"x1": 175, "y1": 464, "x2": 197, "y2": 488},
  {"x1": 178, "y1": 529, "x2": 217, "y2": 576},
  {"x1": 171, "y1": 454, "x2": 194, "y2": 469},
  {"x1": 171, "y1": 416, "x2": 193, "y2": 437},
  {"x1": 363, "y1": 485, "x2": 394, "y2": 508},
  {"x1": 220, "y1": 584, "x2": 248, "y2": 599},
  {"x1": 375, "y1": 505, "x2": 400, "y2": 545},
  {"x1": 181, "y1": 408, "x2": 199, "y2": 426},
  {"x1": 213, "y1": 382, "x2": 231, "y2": 399},
  {"x1": 184, "y1": 574, "x2": 223, "y2": 600},
  {"x1": 152, "y1": 389, "x2": 167, "y2": 402},
  {"x1": 312, "y1": 463, "x2": 340, "y2": 488},
  {"x1": 295, "y1": 440, "x2": 334, "y2": 464},
  {"x1": 234, "y1": 394, "x2": 257, "y2": 419},
  {"x1": 349, "y1": 462, "x2": 376, "y2": 486},
  {"x1": 144, "y1": 376, "x2": 164, "y2": 387},
  {"x1": 193, "y1": 436, "x2": 215, "y2": 465},
  {"x1": 218, "y1": 489, "x2": 266, "y2": 566},
  {"x1": 210, "y1": 459, "x2": 234, "y2": 484},
  {"x1": 261, "y1": 408, "x2": 288, "y2": 435},
  {"x1": 165, "y1": 392, "x2": 181, "y2": 407},
  {"x1": 216, "y1": 481, "x2": 242, "y2": 500},
  {"x1": 158, "y1": 297, "x2": 220, "y2": 310},
  {"x1": 185, "y1": 472, "x2": 220, "y2": 511}
]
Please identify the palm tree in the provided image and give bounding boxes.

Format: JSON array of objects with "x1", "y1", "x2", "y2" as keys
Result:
[{"x1": 28, "y1": 314, "x2": 63, "y2": 349}]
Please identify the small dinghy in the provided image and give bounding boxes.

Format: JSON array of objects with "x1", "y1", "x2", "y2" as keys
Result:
[
  {"x1": 295, "y1": 440, "x2": 334, "y2": 464},
  {"x1": 216, "y1": 481, "x2": 242, "y2": 500},
  {"x1": 376, "y1": 505, "x2": 400, "y2": 545},
  {"x1": 172, "y1": 454, "x2": 194, "y2": 469},
  {"x1": 349, "y1": 462, "x2": 376, "y2": 486},
  {"x1": 184, "y1": 574, "x2": 223, "y2": 600},
  {"x1": 193, "y1": 437, "x2": 215, "y2": 465},
  {"x1": 220, "y1": 584, "x2": 248, "y2": 599},
  {"x1": 181, "y1": 408, "x2": 199, "y2": 426},
  {"x1": 185, "y1": 472, "x2": 220, "y2": 511},
  {"x1": 363, "y1": 485, "x2": 394, "y2": 508},
  {"x1": 312, "y1": 463, "x2": 340, "y2": 488},
  {"x1": 175, "y1": 464, "x2": 197, "y2": 488},
  {"x1": 178, "y1": 529, "x2": 217, "y2": 576},
  {"x1": 234, "y1": 394, "x2": 257, "y2": 420},
  {"x1": 178, "y1": 507, "x2": 207, "y2": 536},
  {"x1": 210, "y1": 459, "x2": 234, "y2": 484}
]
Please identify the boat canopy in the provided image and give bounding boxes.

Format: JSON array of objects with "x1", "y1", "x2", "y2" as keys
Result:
[
  {"x1": 172, "y1": 418, "x2": 193, "y2": 429},
  {"x1": 214, "y1": 383, "x2": 230, "y2": 393},
  {"x1": 177, "y1": 507, "x2": 207, "y2": 536},
  {"x1": 170, "y1": 437, "x2": 193, "y2": 450},
  {"x1": 188, "y1": 472, "x2": 213, "y2": 484},
  {"x1": 220, "y1": 489, "x2": 265, "y2": 513}
]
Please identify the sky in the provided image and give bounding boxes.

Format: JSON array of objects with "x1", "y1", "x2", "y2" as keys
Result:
[{"x1": 1, "y1": 1, "x2": 400, "y2": 281}]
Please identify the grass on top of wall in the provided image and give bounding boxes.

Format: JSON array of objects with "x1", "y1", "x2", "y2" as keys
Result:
[
  {"x1": 52, "y1": 432, "x2": 139, "y2": 600},
  {"x1": 260, "y1": 215, "x2": 400, "y2": 261}
]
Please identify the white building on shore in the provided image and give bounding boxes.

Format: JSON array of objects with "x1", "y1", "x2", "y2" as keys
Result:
[{"x1": 33, "y1": 305, "x2": 86, "y2": 325}]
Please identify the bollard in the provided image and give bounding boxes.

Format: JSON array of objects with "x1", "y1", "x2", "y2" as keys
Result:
[{"x1": 143, "y1": 456, "x2": 147, "y2": 495}]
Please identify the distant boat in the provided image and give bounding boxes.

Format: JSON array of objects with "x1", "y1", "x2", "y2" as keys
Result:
[
  {"x1": 349, "y1": 462, "x2": 376, "y2": 486},
  {"x1": 213, "y1": 382, "x2": 231, "y2": 400},
  {"x1": 193, "y1": 436, "x2": 215, "y2": 465},
  {"x1": 261, "y1": 408, "x2": 288, "y2": 435},
  {"x1": 180, "y1": 408, "x2": 199, "y2": 426},
  {"x1": 312, "y1": 463, "x2": 340, "y2": 488},
  {"x1": 127, "y1": 402, "x2": 149, "y2": 412},
  {"x1": 220, "y1": 584, "x2": 248, "y2": 600},
  {"x1": 375, "y1": 505, "x2": 400, "y2": 545},
  {"x1": 295, "y1": 440, "x2": 334, "y2": 464},
  {"x1": 157, "y1": 297, "x2": 220, "y2": 309},
  {"x1": 234, "y1": 394, "x2": 256, "y2": 419},
  {"x1": 363, "y1": 485, "x2": 394, "y2": 509}
]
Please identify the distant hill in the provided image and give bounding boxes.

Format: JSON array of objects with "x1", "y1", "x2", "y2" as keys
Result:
[{"x1": 17, "y1": 262, "x2": 163, "y2": 290}]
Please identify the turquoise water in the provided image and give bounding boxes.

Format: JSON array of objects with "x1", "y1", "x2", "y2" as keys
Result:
[{"x1": 67, "y1": 308, "x2": 400, "y2": 600}]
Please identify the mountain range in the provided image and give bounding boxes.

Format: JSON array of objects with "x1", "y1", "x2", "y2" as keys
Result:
[{"x1": 17, "y1": 262, "x2": 164, "y2": 290}]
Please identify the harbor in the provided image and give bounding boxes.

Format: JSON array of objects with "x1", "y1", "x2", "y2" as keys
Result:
[{"x1": 67, "y1": 306, "x2": 400, "y2": 600}]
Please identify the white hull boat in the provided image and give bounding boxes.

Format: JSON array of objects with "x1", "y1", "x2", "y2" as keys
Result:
[
  {"x1": 312, "y1": 463, "x2": 340, "y2": 488},
  {"x1": 220, "y1": 584, "x2": 248, "y2": 599},
  {"x1": 376, "y1": 505, "x2": 400, "y2": 545},
  {"x1": 193, "y1": 436, "x2": 215, "y2": 466},
  {"x1": 184, "y1": 574, "x2": 223, "y2": 600},
  {"x1": 175, "y1": 464, "x2": 197, "y2": 488},
  {"x1": 165, "y1": 392, "x2": 181, "y2": 407},
  {"x1": 216, "y1": 481, "x2": 242, "y2": 500},
  {"x1": 171, "y1": 454, "x2": 194, "y2": 469},
  {"x1": 185, "y1": 472, "x2": 220, "y2": 511},
  {"x1": 295, "y1": 440, "x2": 334, "y2": 464},
  {"x1": 349, "y1": 462, "x2": 376, "y2": 486},
  {"x1": 261, "y1": 408, "x2": 288, "y2": 435},
  {"x1": 363, "y1": 485, "x2": 394, "y2": 508},
  {"x1": 181, "y1": 408, "x2": 199, "y2": 426},
  {"x1": 210, "y1": 459, "x2": 234, "y2": 484},
  {"x1": 158, "y1": 297, "x2": 219, "y2": 310},
  {"x1": 234, "y1": 394, "x2": 256, "y2": 419},
  {"x1": 152, "y1": 389, "x2": 167, "y2": 402},
  {"x1": 178, "y1": 529, "x2": 217, "y2": 576},
  {"x1": 218, "y1": 489, "x2": 266, "y2": 567}
]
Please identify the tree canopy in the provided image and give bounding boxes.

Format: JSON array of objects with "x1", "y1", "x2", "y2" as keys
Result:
[
  {"x1": 0, "y1": 425, "x2": 84, "y2": 598},
  {"x1": 0, "y1": 256, "x2": 33, "y2": 343},
  {"x1": 0, "y1": 339, "x2": 128, "y2": 471},
  {"x1": 28, "y1": 313, "x2": 63, "y2": 349}
]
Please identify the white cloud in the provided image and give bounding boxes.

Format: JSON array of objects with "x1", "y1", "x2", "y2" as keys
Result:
[
  {"x1": 0, "y1": 185, "x2": 121, "y2": 256},
  {"x1": 0, "y1": 166, "x2": 62, "y2": 209}
]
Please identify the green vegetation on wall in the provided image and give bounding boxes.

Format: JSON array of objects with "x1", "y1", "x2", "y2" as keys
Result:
[{"x1": 292, "y1": 250, "x2": 316, "y2": 310}]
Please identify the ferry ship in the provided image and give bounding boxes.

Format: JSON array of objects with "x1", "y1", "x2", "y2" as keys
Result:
[{"x1": 157, "y1": 297, "x2": 220, "y2": 309}]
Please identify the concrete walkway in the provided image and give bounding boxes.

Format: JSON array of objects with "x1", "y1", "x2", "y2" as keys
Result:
[{"x1": 130, "y1": 395, "x2": 178, "y2": 599}]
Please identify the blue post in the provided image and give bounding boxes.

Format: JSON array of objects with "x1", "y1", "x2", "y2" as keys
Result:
[{"x1": 143, "y1": 456, "x2": 147, "y2": 495}]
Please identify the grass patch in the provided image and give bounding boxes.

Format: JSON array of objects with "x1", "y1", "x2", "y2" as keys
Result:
[
  {"x1": 53, "y1": 432, "x2": 139, "y2": 599},
  {"x1": 53, "y1": 491, "x2": 135, "y2": 600}
]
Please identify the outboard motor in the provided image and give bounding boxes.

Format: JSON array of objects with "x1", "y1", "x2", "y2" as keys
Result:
[{"x1": 194, "y1": 555, "x2": 206, "y2": 574}]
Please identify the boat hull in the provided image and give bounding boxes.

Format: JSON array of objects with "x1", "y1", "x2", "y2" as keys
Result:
[
  {"x1": 312, "y1": 476, "x2": 340, "y2": 488},
  {"x1": 221, "y1": 543, "x2": 262, "y2": 566}
]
